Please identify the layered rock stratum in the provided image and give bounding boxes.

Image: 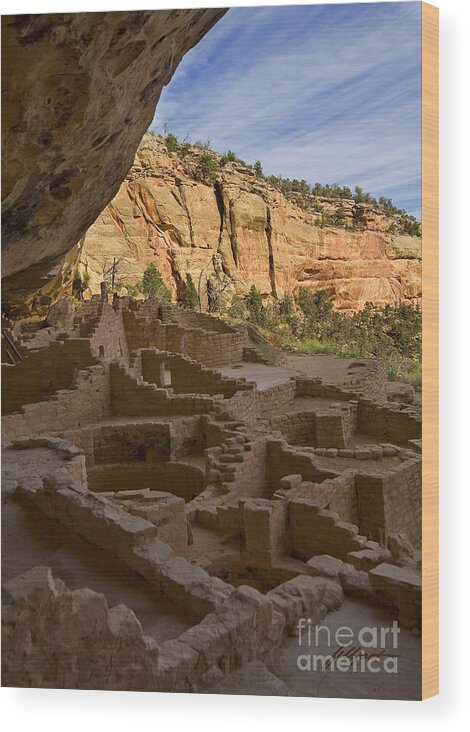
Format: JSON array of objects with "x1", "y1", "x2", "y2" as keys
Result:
[
  {"x1": 1, "y1": 9, "x2": 226, "y2": 302},
  {"x1": 66, "y1": 135, "x2": 421, "y2": 313}
]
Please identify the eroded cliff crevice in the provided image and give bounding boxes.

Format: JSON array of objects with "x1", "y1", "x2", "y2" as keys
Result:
[
  {"x1": 30, "y1": 135, "x2": 422, "y2": 315},
  {"x1": 214, "y1": 181, "x2": 226, "y2": 252},
  {"x1": 265, "y1": 207, "x2": 278, "y2": 299},
  {"x1": 175, "y1": 184, "x2": 195, "y2": 249},
  {"x1": 107, "y1": 201, "x2": 140, "y2": 261},
  {"x1": 228, "y1": 198, "x2": 240, "y2": 268}
]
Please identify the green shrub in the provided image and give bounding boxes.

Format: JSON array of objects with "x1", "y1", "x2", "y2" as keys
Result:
[
  {"x1": 177, "y1": 143, "x2": 191, "y2": 159},
  {"x1": 279, "y1": 291, "x2": 295, "y2": 317},
  {"x1": 245, "y1": 285, "x2": 265, "y2": 326},
  {"x1": 180, "y1": 272, "x2": 199, "y2": 310},
  {"x1": 229, "y1": 284, "x2": 421, "y2": 387},
  {"x1": 226, "y1": 295, "x2": 247, "y2": 320},
  {"x1": 253, "y1": 160, "x2": 264, "y2": 179},
  {"x1": 164, "y1": 133, "x2": 179, "y2": 153},
  {"x1": 141, "y1": 264, "x2": 172, "y2": 301},
  {"x1": 195, "y1": 153, "x2": 218, "y2": 184},
  {"x1": 333, "y1": 206, "x2": 346, "y2": 225},
  {"x1": 297, "y1": 288, "x2": 334, "y2": 321},
  {"x1": 401, "y1": 217, "x2": 422, "y2": 237}
]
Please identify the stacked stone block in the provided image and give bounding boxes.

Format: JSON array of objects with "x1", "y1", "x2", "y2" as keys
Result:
[{"x1": 288, "y1": 498, "x2": 367, "y2": 561}]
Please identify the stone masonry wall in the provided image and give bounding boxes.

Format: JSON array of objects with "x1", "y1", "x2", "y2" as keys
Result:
[
  {"x1": 296, "y1": 359, "x2": 387, "y2": 403},
  {"x1": 2, "y1": 338, "x2": 97, "y2": 414},
  {"x1": 158, "y1": 304, "x2": 235, "y2": 334},
  {"x1": 61, "y1": 422, "x2": 173, "y2": 467},
  {"x1": 216, "y1": 380, "x2": 297, "y2": 425},
  {"x1": 183, "y1": 329, "x2": 246, "y2": 367},
  {"x1": 288, "y1": 497, "x2": 366, "y2": 561},
  {"x1": 204, "y1": 439, "x2": 268, "y2": 499},
  {"x1": 60, "y1": 418, "x2": 203, "y2": 470},
  {"x1": 110, "y1": 362, "x2": 216, "y2": 417},
  {"x1": 122, "y1": 309, "x2": 168, "y2": 354},
  {"x1": 88, "y1": 461, "x2": 206, "y2": 502},
  {"x1": 123, "y1": 307, "x2": 246, "y2": 368},
  {"x1": 356, "y1": 457, "x2": 422, "y2": 546},
  {"x1": 277, "y1": 472, "x2": 359, "y2": 525},
  {"x1": 87, "y1": 301, "x2": 130, "y2": 362},
  {"x1": 9, "y1": 442, "x2": 344, "y2": 691},
  {"x1": 383, "y1": 460, "x2": 422, "y2": 547},
  {"x1": 103, "y1": 489, "x2": 188, "y2": 555},
  {"x1": 267, "y1": 402, "x2": 357, "y2": 449},
  {"x1": 2, "y1": 563, "x2": 341, "y2": 692},
  {"x1": 2, "y1": 567, "x2": 162, "y2": 691},
  {"x1": 139, "y1": 348, "x2": 254, "y2": 398},
  {"x1": 357, "y1": 398, "x2": 421, "y2": 443},
  {"x1": 2, "y1": 365, "x2": 111, "y2": 442},
  {"x1": 18, "y1": 462, "x2": 231, "y2": 620},
  {"x1": 266, "y1": 440, "x2": 335, "y2": 490}
]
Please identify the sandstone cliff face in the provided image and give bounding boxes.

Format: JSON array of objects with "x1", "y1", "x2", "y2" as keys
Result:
[
  {"x1": 73, "y1": 136, "x2": 421, "y2": 312},
  {"x1": 1, "y1": 9, "x2": 226, "y2": 300}
]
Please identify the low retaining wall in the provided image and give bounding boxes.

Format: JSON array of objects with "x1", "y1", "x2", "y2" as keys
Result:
[
  {"x1": 277, "y1": 473, "x2": 359, "y2": 526},
  {"x1": 296, "y1": 359, "x2": 387, "y2": 403},
  {"x1": 216, "y1": 380, "x2": 297, "y2": 424},
  {"x1": 139, "y1": 348, "x2": 254, "y2": 398},
  {"x1": 2, "y1": 564, "x2": 342, "y2": 691},
  {"x1": 357, "y1": 398, "x2": 421, "y2": 444},
  {"x1": 266, "y1": 439, "x2": 334, "y2": 489},
  {"x1": 2, "y1": 338, "x2": 97, "y2": 414},
  {"x1": 288, "y1": 498, "x2": 366, "y2": 561},
  {"x1": 2, "y1": 365, "x2": 111, "y2": 442},
  {"x1": 268, "y1": 401, "x2": 357, "y2": 449},
  {"x1": 7, "y1": 437, "x2": 344, "y2": 692},
  {"x1": 88, "y1": 461, "x2": 206, "y2": 502},
  {"x1": 102, "y1": 489, "x2": 189, "y2": 555},
  {"x1": 110, "y1": 362, "x2": 217, "y2": 417},
  {"x1": 61, "y1": 417, "x2": 203, "y2": 466},
  {"x1": 123, "y1": 308, "x2": 246, "y2": 368},
  {"x1": 17, "y1": 458, "x2": 231, "y2": 620}
]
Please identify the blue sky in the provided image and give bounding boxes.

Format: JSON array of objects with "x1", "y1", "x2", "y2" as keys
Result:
[{"x1": 151, "y1": 2, "x2": 422, "y2": 218}]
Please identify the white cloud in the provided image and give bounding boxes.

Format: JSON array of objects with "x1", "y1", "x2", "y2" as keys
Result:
[{"x1": 153, "y1": 3, "x2": 422, "y2": 215}]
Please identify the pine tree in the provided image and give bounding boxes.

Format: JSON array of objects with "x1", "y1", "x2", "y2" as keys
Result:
[
  {"x1": 245, "y1": 285, "x2": 265, "y2": 325},
  {"x1": 253, "y1": 160, "x2": 263, "y2": 179},
  {"x1": 141, "y1": 264, "x2": 172, "y2": 301},
  {"x1": 195, "y1": 153, "x2": 218, "y2": 184},
  {"x1": 181, "y1": 273, "x2": 199, "y2": 310}
]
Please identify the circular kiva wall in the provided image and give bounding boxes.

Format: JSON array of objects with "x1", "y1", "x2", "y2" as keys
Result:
[{"x1": 87, "y1": 461, "x2": 205, "y2": 502}]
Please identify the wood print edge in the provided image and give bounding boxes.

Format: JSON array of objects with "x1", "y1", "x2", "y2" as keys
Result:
[{"x1": 421, "y1": 0, "x2": 439, "y2": 701}]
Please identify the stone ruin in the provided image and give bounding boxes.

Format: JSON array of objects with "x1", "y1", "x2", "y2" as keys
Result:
[{"x1": 1, "y1": 295, "x2": 422, "y2": 694}]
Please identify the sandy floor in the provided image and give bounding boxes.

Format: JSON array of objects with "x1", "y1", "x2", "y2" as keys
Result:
[
  {"x1": 220, "y1": 353, "x2": 372, "y2": 392},
  {"x1": 284, "y1": 353, "x2": 375, "y2": 382},
  {"x1": 1, "y1": 497, "x2": 194, "y2": 642},
  {"x1": 2, "y1": 445, "x2": 195, "y2": 642},
  {"x1": 315, "y1": 455, "x2": 403, "y2": 473},
  {"x1": 272, "y1": 598, "x2": 421, "y2": 700},
  {"x1": 220, "y1": 362, "x2": 297, "y2": 390}
]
